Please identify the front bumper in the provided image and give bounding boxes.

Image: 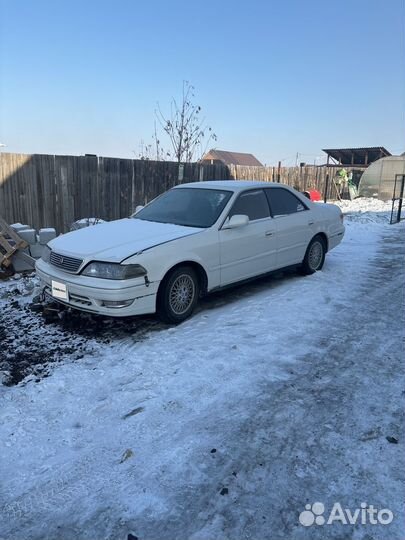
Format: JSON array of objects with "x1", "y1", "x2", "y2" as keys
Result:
[{"x1": 35, "y1": 259, "x2": 159, "y2": 317}]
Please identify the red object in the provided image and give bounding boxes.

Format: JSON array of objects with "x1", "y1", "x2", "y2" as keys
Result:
[{"x1": 308, "y1": 189, "x2": 321, "y2": 201}]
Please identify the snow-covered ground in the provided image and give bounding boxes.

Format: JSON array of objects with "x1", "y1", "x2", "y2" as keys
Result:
[{"x1": 0, "y1": 199, "x2": 404, "y2": 540}]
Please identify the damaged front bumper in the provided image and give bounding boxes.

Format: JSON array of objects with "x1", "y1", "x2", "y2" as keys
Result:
[{"x1": 35, "y1": 258, "x2": 159, "y2": 317}]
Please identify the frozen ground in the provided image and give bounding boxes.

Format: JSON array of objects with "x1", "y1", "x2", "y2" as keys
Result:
[{"x1": 0, "y1": 199, "x2": 404, "y2": 540}]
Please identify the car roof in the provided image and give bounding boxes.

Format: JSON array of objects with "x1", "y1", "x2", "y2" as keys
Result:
[{"x1": 173, "y1": 180, "x2": 282, "y2": 191}]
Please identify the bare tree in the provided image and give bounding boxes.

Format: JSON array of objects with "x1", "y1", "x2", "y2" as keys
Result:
[
  {"x1": 136, "y1": 125, "x2": 165, "y2": 161},
  {"x1": 155, "y1": 81, "x2": 217, "y2": 163},
  {"x1": 135, "y1": 139, "x2": 153, "y2": 160}
]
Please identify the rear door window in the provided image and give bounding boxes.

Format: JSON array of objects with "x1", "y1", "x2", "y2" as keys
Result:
[{"x1": 265, "y1": 188, "x2": 307, "y2": 216}]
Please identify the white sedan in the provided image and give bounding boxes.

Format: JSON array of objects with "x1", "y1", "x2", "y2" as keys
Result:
[{"x1": 35, "y1": 181, "x2": 344, "y2": 323}]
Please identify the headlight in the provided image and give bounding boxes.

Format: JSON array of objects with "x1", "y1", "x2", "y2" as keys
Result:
[
  {"x1": 81, "y1": 262, "x2": 147, "y2": 280},
  {"x1": 41, "y1": 245, "x2": 51, "y2": 263}
]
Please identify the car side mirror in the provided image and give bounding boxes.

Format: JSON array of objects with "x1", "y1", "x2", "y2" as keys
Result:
[
  {"x1": 223, "y1": 214, "x2": 249, "y2": 229},
  {"x1": 134, "y1": 205, "x2": 144, "y2": 214}
]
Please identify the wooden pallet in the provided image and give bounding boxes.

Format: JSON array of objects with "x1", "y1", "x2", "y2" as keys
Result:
[{"x1": 0, "y1": 217, "x2": 29, "y2": 268}]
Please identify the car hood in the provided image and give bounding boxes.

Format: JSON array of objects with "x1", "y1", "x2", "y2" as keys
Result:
[{"x1": 48, "y1": 219, "x2": 203, "y2": 262}]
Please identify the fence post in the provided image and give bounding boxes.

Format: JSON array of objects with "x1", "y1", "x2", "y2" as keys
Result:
[
  {"x1": 396, "y1": 174, "x2": 405, "y2": 223},
  {"x1": 324, "y1": 173, "x2": 329, "y2": 203}
]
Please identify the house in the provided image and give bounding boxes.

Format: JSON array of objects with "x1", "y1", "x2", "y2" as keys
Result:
[{"x1": 201, "y1": 149, "x2": 263, "y2": 167}]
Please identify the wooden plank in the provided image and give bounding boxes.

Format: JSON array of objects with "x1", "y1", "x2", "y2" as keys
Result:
[
  {"x1": 97, "y1": 156, "x2": 106, "y2": 220},
  {"x1": 131, "y1": 159, "x2": 138, "y2": 210},
  {"x1": 0, "y1": 253, "x2": 12, "y2": 267},
  {"x1": 119, "y1": 158, "x2": 132, "y2": 217},
  {"x1": 0, "y1": 217, "x2": 27, "y2": 245},
  {"x1": 0, "y1": 217, "x2": 28, "y2": 268},
  {"x1": 0, "y1": 234, "x2": 12, "y2": 251},
  {"x1": 32, "y1": 154, "x2": 55, "y2": 229},
  {"x1": 44, "y1": 154, "x2": 56, "y2": 228},
  {"x1": 76, "y1": 155, "x2": 97, "y2": 220},
  {"x1": 0, "y1": 153, "x2": 6, "y2": 219},
  {"x1": 95, "y1": 156, "x2": 102, "y2": 218},
  {"x1": 55, "y1": 155, "x2": 77, "y2": 231}
]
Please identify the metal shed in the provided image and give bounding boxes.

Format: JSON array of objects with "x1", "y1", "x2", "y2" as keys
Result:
[{"x1": 323, "y1": 147, "x2": 391, "y2": 167}]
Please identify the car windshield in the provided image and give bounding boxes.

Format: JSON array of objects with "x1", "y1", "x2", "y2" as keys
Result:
[{"x1": 133, "y1": 187, "x2": 233, "y2": 228}]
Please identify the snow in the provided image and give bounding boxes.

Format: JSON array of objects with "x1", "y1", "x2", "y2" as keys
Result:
[
  {"x1": 0, "y1": 198, "x2": 404, "y2": 540},
  {"x1": 336, "y1": 197, "x2": 392, "y2": 214},
  {"x1": 336, "y1": 197, "x2": 392, "y2": 224},
  {"x1": 72, "y1": 218, "x2": 106, "y2": 225}
]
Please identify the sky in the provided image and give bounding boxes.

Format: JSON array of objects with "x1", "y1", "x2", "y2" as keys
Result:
[{"x1": 0, "y1": 0, "x2": 404, "y2": 165}]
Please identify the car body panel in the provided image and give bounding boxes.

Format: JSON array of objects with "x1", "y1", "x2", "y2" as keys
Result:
[
  {"x1": 124, "y1": 227, "x2": 221, "y2": 290},
  {"x1": 272, "y1": 212, "x2": 313, "y2": 267},
  {"x1": 47, "y1": 218, "x2": 203, "y2": 263},
  {"x1": 218, "y1": 216, "x2": 278, "y2": 285}
]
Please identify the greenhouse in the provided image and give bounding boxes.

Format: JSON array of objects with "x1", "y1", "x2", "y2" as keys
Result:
[{"x1": 358, "y1": 156, "x2": 405, "y2": 200}]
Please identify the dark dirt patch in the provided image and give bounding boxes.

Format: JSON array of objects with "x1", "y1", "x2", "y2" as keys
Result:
[
  {"x1": 0, "y1": 267, "x2": 297, "y2": 387},
  {"x1": 0, "y1": 278, "x2": 164, "y2": 386}
]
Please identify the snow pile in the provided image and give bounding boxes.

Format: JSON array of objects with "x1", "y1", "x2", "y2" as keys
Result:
[
  {"x1": 70, "y1": 217, "x2": 106, "y2": 231},
  {"x1": 336, "y1": 197, "x2": 392, "y2": 224},
  {"x1": 0, "y1": 273, "x2": 38, "y2": 301}
]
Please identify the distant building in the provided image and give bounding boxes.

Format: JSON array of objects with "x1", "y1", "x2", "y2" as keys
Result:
[{"x1": 202, "y1": 149, "x2": 263, "y2": 167}]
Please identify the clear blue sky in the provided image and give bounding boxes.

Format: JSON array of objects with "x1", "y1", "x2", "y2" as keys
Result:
[{"x1": 1, "y1": 0, "x2": 404, "y2": 165}]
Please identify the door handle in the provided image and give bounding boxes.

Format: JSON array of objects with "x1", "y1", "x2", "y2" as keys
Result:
[
  {"x1": 308, "y1": 220, "x2": 315, "y2": 225},
  {"x1": 265, "y1": 230, "x2": 274, "y2": 237}
]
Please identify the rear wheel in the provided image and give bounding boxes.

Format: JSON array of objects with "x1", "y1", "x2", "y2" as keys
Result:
[
  {"x1": 300, "y1": 236, "x2": 326, "y2": 275},
  {"x1": 157, "y1": 266, "x2": 200, "y2": 323}
]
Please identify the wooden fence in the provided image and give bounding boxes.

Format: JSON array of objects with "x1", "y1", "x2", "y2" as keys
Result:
[
  {"x1": 0, "y1": 152, "x2": 357, "y2": 232},
  {"x1": 228, "y1": 164, "x2": 344, "y2": 192}
]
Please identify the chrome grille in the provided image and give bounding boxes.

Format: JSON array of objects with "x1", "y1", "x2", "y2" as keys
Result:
[{"x1": 50, "y1": 251, "x2": 83, "y2": 273}]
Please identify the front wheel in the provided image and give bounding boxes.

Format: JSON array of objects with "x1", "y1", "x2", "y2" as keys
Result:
[
  {"x1": 157, "y1": 266, "x2": 200, "y2": 323},
  {"x1": 300, "y1": 236, "x2": 326, "y2": 275}
]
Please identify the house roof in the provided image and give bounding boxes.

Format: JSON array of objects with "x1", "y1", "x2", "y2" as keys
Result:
[
  {"x1": 202, "y1": 149, "x2": 263, "y2": 167},
  {"x1": 322, "y1": 147, "x2": 391, "y2": 166}
]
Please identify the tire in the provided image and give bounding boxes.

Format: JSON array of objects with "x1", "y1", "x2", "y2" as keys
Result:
[
  {"x1": 157, "y1": 266, "x2": 200, "y2": 323},
  {"x1": 300, "y1": 236, "x2": 326, "y2": 275}
]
